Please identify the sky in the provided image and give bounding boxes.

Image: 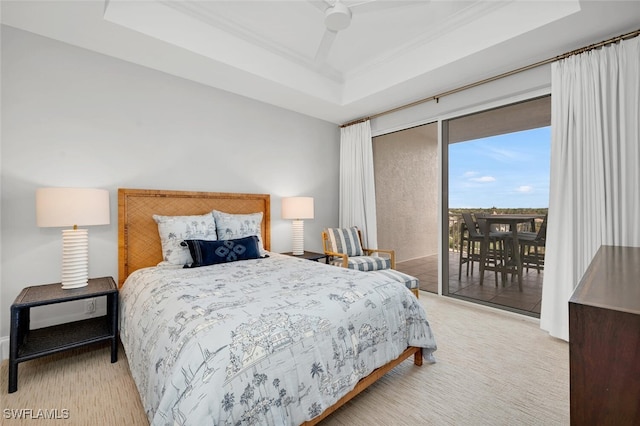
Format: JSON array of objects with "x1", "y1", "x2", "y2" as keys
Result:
[{"x1": 448, "y1": 126, "x2": 551, "y2": 209}]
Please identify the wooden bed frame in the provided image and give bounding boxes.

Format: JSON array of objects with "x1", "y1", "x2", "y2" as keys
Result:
[{"x1": 117, "y1": 188, "x2": 423, "y2": 425}]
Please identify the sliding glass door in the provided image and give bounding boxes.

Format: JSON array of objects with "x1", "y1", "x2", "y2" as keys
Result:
[{"x1": 442, "y1": 95, "x2": 551, "y2": 317}]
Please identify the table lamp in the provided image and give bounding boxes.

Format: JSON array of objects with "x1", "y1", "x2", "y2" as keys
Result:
[
  {"x1": 282, "y1": 197, "x2": 314, "y2": 255},
  {"x1": 36, "y1": 188, "x2": 110, "y2": 289}
]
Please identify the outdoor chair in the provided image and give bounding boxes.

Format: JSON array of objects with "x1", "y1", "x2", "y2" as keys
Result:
[
  {"x1": 460, "y1": 213, "x2": 509, "y2": 285},
  {"x1": 520, "y1": 214, "x2": 547, "y2": 272},
  {"x1": 458, "y1": 217, "x2": 483, "y2": 279}
]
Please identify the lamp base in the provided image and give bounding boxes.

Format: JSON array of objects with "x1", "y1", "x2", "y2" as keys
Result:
[
  {"x1": 291, "y1": 219, "x2": 305, "y2": 256},
  {"x1": 61, "y1": 281, "x2": 89, "y2": 290},
  {"x1": 61, "y1": 229, "x2": 89, "y2": 289}
]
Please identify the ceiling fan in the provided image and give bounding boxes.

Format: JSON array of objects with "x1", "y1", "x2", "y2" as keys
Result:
[{"x1": 308, "y1": 0, "x2": 424, "y2": 63}]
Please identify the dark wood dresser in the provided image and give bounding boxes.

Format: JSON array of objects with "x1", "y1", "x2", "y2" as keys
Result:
[{"x1": 569, "y1": 245, "x2": 640, "y2": 425}]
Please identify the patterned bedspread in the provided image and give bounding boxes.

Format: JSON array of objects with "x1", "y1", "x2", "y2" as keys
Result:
[{"x1": 119, "y1": 253, "x2": 437, "y2": 425}]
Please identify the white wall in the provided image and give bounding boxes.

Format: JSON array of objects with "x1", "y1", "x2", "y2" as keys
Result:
[
  {"x1": 0, "y1": 26, "x2": 340, "y2": 354},
  {"x1": 370, "y1": 66, "x2": 552, "y2": 137}
]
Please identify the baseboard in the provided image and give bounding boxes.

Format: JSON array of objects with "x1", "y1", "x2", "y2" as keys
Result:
[
  {"x1": 430, "y1": 291, "x2": 540, "y2": 323},
  {"x1": 1, "y1": 336, "x2": 9, "y2": 361}
]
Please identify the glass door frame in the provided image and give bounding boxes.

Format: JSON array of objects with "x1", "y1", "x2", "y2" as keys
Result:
[{"x1": 437, "y1": 94, "x2": 551, "y2": 316}]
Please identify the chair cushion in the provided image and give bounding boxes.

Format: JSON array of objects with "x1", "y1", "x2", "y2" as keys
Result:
[
  {"x1": 325, "y1": 227, "x2": 364, "y2": 256},
  {"x1": 371, "y1": 269, "x2": 419, "y2": 290},
  {"x1": 330, "y1": 255, "x2": 390, "y2": 271}
]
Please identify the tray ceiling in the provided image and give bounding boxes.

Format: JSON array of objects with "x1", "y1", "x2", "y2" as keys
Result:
[{"x1": 2, "y1": 1, "x2": 639, "y2": 123}]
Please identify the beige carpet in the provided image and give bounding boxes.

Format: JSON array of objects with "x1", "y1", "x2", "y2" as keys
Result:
[{"x1": 1, "y1": 293, "x2": 569, "y2": 425}]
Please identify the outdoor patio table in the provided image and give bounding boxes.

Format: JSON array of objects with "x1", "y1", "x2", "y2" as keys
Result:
[{"x1": 478, "y1": 214, "x2": 537, "y2": 290}]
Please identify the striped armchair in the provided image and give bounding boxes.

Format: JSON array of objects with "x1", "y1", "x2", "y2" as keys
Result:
[{"x1": 322, "y1": 227, "x2": 395, "y2": 271}]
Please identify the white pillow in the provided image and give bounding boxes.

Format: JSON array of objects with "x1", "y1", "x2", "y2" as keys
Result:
[
  {"x1": 153, "y1": 212, "x2": 217, "y2": 266},
  {"x1": 212, "y1": 210, "x2": 266, "y2": 255}
]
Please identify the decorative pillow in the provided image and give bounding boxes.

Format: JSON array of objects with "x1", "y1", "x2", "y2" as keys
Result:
[
  {"x1": 182, "y1": 236, "x2": 261, "y2": 267},
  {"x1": 325, "y1": 227, "x2": 364, "y2": 256},
  {"x1": 212, "y1": 210, "x2": 266, "y2": 255},
  {"x1": 153, "y1": 212, "x2": 217, "y2": 266}
]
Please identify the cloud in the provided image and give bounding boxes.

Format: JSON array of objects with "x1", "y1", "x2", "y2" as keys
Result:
[
  {"x1": 485, "y1": 147, "x2": 521, "y2": 162},
  {"x1": 463, "y1": 171, "x2": 478, "y2": 177},
  {"x1": 470, "y1": 176, "x2": 496, "y2": 183},
  {"x1": 516, "y1": 185, "x2": 534, "y2": 193}
]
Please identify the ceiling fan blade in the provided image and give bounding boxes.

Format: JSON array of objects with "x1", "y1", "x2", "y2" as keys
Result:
[
  {"x1": 315, "y1": 29, "x2": 337, "y2": 63},
  {"x1": 350, "y1": 0, "x2": 428, "y2": 14},
  {"x1": 307, "y1": 0, "x2": 332, "y2": 12}
]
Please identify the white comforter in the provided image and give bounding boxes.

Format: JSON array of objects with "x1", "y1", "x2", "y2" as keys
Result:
[{"x1": 119, "y1": 253, "x2": 437, "y2": 425}]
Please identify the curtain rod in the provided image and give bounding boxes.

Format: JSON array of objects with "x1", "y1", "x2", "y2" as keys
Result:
[{"x1": 340, "y1": 27, "x2": 640, "y2": 128}]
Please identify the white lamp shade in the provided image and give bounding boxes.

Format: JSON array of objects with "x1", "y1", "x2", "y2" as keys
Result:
[
  {"x1": 282, "y1": 197, "x2": 314, "y2": 220},
  {"x1": 36, "y1": 187, "x2": 110, "y2": 289},
  {"x1": 36, "y1": 188, "x2": 110, "y2": 227}
]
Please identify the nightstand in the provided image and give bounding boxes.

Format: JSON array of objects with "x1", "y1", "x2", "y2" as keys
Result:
[
  {"x1": 281, "y1": 250, "x2": 329, "y2": 263},
  {"x1": 8, "y1": 276, "x2": 118, "y2": 393}
]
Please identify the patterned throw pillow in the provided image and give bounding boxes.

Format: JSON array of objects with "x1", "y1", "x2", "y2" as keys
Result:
[
  {"x1": 325, "y1": 227, "x2": 364, "y2": 256},
  {"x1": 212, "y1": 210, "x2": 266, "y2": 255},
  {"x1": 153, "y1": 212, "x2": 217, "y2": 266},
  {"x1": 181, "y1": 236, "x2": 261, "y2": 267}
]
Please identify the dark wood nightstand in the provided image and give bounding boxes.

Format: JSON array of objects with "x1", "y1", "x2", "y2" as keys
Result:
[
  {"x1": 281, "y1": 250, "x2": 329, "y2": 263},
  {"x1": 8, "y1": 276, "x2": 118, "y2": 393}
]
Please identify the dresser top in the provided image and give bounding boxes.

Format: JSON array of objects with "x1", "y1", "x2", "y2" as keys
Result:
[{"x1": 570, "y1": 245, "x2": 640, "y2": 316}]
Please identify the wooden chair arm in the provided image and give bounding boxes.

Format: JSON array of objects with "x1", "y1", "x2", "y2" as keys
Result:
[
  {"x1": 324, "y1": 250, "x2": 349, "y2": 268},
  {"x1": 363, "y1": 248, "x2": 396, "y2": 269}
]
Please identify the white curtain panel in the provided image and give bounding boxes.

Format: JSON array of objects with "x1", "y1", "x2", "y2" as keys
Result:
[
  {"x1": 339, "y1": 120, "x2": 379, "y2": 249},
  {"x1": 541, "y1": 36, "x2": 640, "y2": 341}
]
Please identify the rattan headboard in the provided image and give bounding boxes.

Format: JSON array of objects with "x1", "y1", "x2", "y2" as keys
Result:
[{"x1": 118, "y1": 188, "x2": 271, "y2": 287}]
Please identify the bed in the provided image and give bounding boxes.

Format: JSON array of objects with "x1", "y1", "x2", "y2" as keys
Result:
[{"x1": 118, "y1": 188, "x2": 437, "y2": 425}]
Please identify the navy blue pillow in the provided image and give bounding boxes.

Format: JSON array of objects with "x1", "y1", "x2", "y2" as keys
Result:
[{"x1": 181, "y1": 235, "x2": 261, "y2": 267}]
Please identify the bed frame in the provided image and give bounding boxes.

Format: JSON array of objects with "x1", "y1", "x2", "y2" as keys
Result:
[{"x1": 117, "y1": 187, "x2": 423, "y2": 425}]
